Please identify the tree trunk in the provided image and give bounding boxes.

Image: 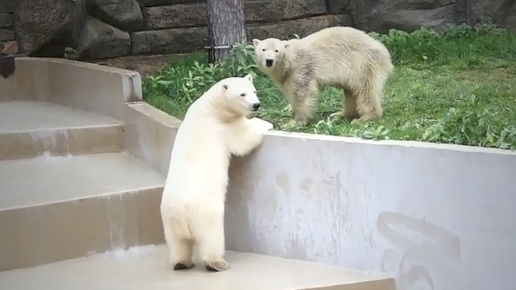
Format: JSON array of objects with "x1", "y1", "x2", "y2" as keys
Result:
[{"x1": 205, "y1": 0, "x2": 246, "y2": 64}]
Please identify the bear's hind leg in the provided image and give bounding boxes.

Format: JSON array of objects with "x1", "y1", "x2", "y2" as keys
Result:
[
  {"x1": 196, "y1": 216, "x2": 229, "y2": 272},
  {"x1": 330, "y1": 89, "x2": 358, "y2": 119},
  {"x1": 163, "y1": 219, "x2": 195, "y2": 270},
  {"x1": 171, "y1": 239, "x2": 195, "y2": 270},
  {"x1": 354, "y1": 79, "x2": 383, "y2": 123}
]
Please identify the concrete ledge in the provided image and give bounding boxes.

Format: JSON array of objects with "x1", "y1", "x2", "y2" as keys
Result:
[
  {"x1": 0, "y1": 244, "x2": 395, "y2": 290},
  {"x1": 0, "y1": 57, "x2": 142, "y2": 120},
  {"x1": 0, "y1": 151, "x2": 165, "y2": 271},
  {"x1": 0, "y1": 100, "x2": 125, "y2": 160},
  {"x1": 266, "y1": 130, "x2": 516, "y2": 155},
  {"x1": 124, "y1": 101, "x2": 182, "y2": 177},
  {"x1": 0, "y1": 125, "x2": 124, "y2": 160},
  {"x1": 0, "y1": 187, "x2": 164, "y2": 271},
  {"x1": 46, "y1": 58, "x2": 142, "y2": 119}
]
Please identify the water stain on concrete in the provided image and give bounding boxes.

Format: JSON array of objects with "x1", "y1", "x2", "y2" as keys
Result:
[
  {"x1": 275, "y1": 172, "x2": 290, "y2": 196},
  {"x1": 300, "y1": 177, "x2": 312, "y2": 191},
  {"x1": 377, "y1": 212, "x2": 461, "y2": 290}
]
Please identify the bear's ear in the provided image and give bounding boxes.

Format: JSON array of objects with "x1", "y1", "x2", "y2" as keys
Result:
[
  {"x1": 244, "y1": 73, "x2": 253, "y2": 83},
  {"x1": 252, "y1": 39, "x2": 260, "y2": 48}
]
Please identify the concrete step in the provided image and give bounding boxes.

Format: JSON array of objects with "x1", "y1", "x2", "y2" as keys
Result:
[
  {"x1": 0, "y1": 244, "x2": 394, "y2": 290},
  {"x1": 0, "y1": 152, "x2": 166, "y2": 271},
  {"x1": 0, "y1": 100, "x2": 124, "y2": 160}
]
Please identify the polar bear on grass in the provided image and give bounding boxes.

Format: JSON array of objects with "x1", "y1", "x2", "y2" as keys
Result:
[
  {"x1": 160, "y1": 74, "x2": 273, "y2": 272},
  {"x1": 253, "y1": 26, "x2": 394, "y2": 125}
]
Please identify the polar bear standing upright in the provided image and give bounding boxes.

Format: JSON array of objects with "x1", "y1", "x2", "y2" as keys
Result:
[
  {"x1": 253, "y1": 26, "x2": 394, "y2": 124},
  {"x1": 160, "y1": 74, "x2": 273, "y2": 272}
]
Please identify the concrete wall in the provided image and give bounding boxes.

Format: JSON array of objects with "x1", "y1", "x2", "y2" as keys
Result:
[{"x1": 224, "y1": 131, "x2": 516, "y2": 290}]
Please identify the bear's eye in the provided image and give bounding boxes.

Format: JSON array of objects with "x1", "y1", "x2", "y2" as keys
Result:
[
  {"x1": 240, "y1": 93, "x2": 246, "y2": 97},
  {"x1": 261, "y1": 49, "x2": 265, "y2": 52},
  {"x1": 275, "y1": 50, "x2": 279, "y2": 53}
]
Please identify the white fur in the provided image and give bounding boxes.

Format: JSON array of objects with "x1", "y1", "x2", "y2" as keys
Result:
[{"x1": 160, "y1": 74, "x2": 273, "y2": 272}]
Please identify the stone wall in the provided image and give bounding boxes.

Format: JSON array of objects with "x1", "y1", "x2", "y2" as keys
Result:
[
  {"x1": 2, "y1": 0, "x2": 516, "y2": 60},
  {"x1": 337, "y1": 0, "x2": 516, "y2": 34},
  {"x1": 7, "y1": 0, "x2": 351, "y2": 60},
  {"x1": 129, "y1": 0, "x2": 350, "y2": 57},
  {"x1": 0, "y1": 0, "x2": 16, "y2": 55}
]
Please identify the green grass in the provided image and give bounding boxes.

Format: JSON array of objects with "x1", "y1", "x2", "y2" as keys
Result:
[{"x1": 143, "y1": 23, "x2": 516, "y2": 150}]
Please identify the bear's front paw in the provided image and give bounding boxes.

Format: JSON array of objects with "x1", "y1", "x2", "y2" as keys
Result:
[
  {"x1": 251, "y1": 118, "x2": 274, "y2": 132},
  {"x1": 261, "y1": 120, "x2": 274, "y2": 132},
  {"x1": 292, "y1": 112, "x2": 308, "y2": 126},
  {"x1": 294, "y1": 117, "x2": 308, "y2": 126}
]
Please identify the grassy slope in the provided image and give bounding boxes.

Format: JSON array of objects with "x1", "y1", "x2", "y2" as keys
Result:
[{"x1": 143, "y1": 24, "x2": 516, "y2": 150}]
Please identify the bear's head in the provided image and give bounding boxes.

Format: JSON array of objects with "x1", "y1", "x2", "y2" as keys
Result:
[
  {"x1": 216, "y1": 74, "x2": 261, "y2": 118},
  {"x1": 252, "y1": 38, "x2": 289, "y2": 70}
]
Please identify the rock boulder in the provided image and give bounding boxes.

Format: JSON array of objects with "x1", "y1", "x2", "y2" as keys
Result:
[
  {"x1": 143, "y1": 4, "x2": 206, "y2": 29},
  {"x1": 143, "y1": 0, "x2": 328, "y2": 30},
  {"x1": 0, "y1": 28, "x2": 13, "y2": 41},
  {"x1": 13, "y1": 0, "x2": 86, "y2": 56},
  {"x1": 76, "y1": 16, "x2": 130, "y2": 60},
  {"x1": 373, "y1": 4, "x2": 455, "y2": 33},
  {"x1": 247, "y1": 15, "x2": 352, "y2": 40},
  {"x1": 137, "y1": 0, "x2": 201, "y2": 7},
  {"x1": 456, "y1": 0, "x2": 516, "y2": 29},
  {"x1": 90, "y1": 0, "x2": 144, "y2": 31},
  {"x1": 245, "y1": 0, "x2": 327, "y2": 23},
  {"x1": 0, "y1": 0, "x2": 15, "y2": 13},
  {"x1": 334, "y1": 0, "x2": 456, "y2": 33},
  {"x1": 0, "y1": 12, "x2": 13, "y2": 28},
  {"x1": 131, "y1": 26, "x2": 206, "y2": 55}
]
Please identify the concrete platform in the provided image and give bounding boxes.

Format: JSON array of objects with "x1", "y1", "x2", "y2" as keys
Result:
[
  {"x1": 0, "y1": 152, "x2": 166, "y2": 271},
  {"x1": 0, "y1": 245, "x2": 394, "y2": 290},
  {"x1": 0, "y1": 101, "x2": 124, "y2": 160},
  {"x1": 0, "y1": 151, "x2": 164, "y2": 210}
]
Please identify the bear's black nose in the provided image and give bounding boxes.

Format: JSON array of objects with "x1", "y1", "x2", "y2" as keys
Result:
[
  {"x1": 252, "y1": 103, "x2": 261, "y2": 111},
  {"x1": 265, "y1": 59, "x2": 274, "y2": 67}
]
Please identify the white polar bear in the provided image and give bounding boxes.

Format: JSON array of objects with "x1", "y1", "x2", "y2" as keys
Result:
[
  {"x1": 160, "y1": 74, "x2": 273, "y2": 272},
  {"x1": 253, "y1": 26, "x2": 394, "y2": 124}
]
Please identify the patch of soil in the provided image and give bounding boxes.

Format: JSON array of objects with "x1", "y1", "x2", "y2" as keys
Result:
[{"x1": 88, "y1": 53, "x2": 188, "y2": 77}]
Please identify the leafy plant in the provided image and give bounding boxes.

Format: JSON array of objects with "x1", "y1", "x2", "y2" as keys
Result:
[
  {"x1": 422, "y1": 95, "x2": 516, "y2": 149},
  {"x1": 361, "y1": 125, "x2": 391, "y2": 141},
  {"x1": 221, "y1": 42, "x2": 259, "y2": 77}
]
